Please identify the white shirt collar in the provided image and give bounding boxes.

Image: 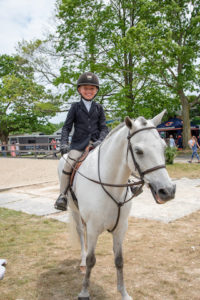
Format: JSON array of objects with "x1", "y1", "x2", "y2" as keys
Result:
[{"x1": 82, "y1": 99, "x2": 92, "y2": 112}]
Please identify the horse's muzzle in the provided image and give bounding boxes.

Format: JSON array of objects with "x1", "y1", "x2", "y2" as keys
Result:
[{"x1": 150, "y1": 182, "x2": 176, "y2": 204}]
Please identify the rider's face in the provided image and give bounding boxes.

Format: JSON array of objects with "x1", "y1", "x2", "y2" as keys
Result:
[{"x1": 78, "y1": 85, "x2": 98, "y2": 100}]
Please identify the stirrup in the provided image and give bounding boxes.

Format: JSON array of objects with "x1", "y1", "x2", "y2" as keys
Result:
[{"x1": 54, "y1": 194, "x2": 68, "y2": 211}]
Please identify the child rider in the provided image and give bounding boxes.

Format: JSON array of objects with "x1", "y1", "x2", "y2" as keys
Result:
[{"x1": 54, "y1": 72, "x2": 109, "y2": 211}]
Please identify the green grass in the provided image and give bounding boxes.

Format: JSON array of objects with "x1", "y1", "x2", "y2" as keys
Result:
[{"x1": 167, "y1": 162, "x2": 200, "y2": 179}]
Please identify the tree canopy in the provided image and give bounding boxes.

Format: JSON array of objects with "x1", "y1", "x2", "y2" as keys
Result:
[
  {"x1": 54, "y1": 0, "x2": 200, "y2": 147},
  {"x1": 126, "y1": 0, "x2": 200, "y2": 147},
  {"x1": 0, "y1": 54, "x2": 59, "y2": 142},
  {"x1": 3, "y1": 0, "x2": 199, "y2": 149}
]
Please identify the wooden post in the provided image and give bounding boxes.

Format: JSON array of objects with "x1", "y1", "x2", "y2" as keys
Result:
[{"x1": 34, "y1": 144, "x2": 37, "y2": 158}]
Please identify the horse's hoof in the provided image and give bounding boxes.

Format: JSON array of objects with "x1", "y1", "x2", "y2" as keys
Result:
[
  {"x1": 80, "y1": 266, "x2": 86, "y2": 274},
  {"x1": 78, "y1": 291, "x2": 90, "y2": 300}
]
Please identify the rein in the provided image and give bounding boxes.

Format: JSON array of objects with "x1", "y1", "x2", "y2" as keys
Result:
[{"x1": 65, "y1": 155, "x2": 144, "y2": 188}]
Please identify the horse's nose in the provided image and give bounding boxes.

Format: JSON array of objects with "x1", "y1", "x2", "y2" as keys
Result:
[{"x1": 158, "y1": 183, "x2": 176, "y2": 201}]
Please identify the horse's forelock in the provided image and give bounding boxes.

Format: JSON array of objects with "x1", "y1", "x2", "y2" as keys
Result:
[{"x1": 137, "y1": 116, "x2": 148, "y2": 126}]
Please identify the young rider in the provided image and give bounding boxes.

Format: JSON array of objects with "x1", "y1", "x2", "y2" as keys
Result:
[{"x1": 54, "y1": 72, "x2": 109, "y2": 211}]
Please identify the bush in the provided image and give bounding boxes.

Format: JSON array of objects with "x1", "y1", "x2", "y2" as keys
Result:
[{"x1": 165, "y1": 146, "x2": 177, "y2": 164}]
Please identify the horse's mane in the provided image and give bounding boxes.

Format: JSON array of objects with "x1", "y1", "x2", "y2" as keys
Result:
[
  {"x1": 104, "y1": 122, "x2": 125, "y2": 141},
  {"x1": 103, "y1": 116, "x2": 150, "y2": 143}
]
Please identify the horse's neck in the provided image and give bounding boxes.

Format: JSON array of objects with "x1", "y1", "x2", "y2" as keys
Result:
[{"x1": 100, "y1": 126, "x2": 130, "y2": 184}]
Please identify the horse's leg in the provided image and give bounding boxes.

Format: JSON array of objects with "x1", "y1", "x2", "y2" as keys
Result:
[
  {"x1": 71, "y1": 211, "x2": 87, "y2": 272},
  {"x1": 78, "y1": 226, "x2": 98, "y2": 300},
  {"x1": 113, "y1": 226, "x2": 132, "y2": 300}
]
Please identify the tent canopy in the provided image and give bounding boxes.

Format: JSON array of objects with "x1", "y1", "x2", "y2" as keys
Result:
[{"x1": 157, "y1": 117, "x2": 198, "y2": 130}]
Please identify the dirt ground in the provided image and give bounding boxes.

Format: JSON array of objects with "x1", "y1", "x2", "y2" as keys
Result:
[
  {"x1": 0, "y1": 158, "x2": 59, "y2": 189},
  {"x1": 0, "y1": 157, "x2": 200, "y2": 299},
  {"x1": 0, "y1": 208, "x2": 200, "y2": 300}
]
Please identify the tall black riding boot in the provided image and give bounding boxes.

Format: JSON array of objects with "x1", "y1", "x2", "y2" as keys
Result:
[
  {"x1": 54, "y1": 193, "x2": 68, "y2": 211},
  {"x1": 54, "y1": 170, "x2": 71, "y2": 211}
]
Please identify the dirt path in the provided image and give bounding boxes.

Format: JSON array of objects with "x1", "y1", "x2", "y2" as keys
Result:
[{"x1": 0, "y1": 158, "x2": 59, "y2": 189}]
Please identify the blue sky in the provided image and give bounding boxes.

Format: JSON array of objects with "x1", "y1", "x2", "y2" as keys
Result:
[{"x1": 0, "y1": 0, "x2": 56, "y2": 55}]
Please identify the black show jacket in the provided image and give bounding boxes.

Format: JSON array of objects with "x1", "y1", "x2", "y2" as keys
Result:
[{"x1": 61, "y1": 100, "x2": 109, "y2": 151}]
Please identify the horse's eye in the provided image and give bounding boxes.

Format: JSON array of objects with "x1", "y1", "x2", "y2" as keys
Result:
[{"x1": 135, "y1": 148, "x2": 143, "y2": 155}]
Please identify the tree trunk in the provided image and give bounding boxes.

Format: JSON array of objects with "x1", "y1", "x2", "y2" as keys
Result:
[
  {"x1": 0, "y1": 135, "x2": 9, "y2": 143},
  {"x1": 180, "y1": 92, "x2": 191, "y2": 149}
]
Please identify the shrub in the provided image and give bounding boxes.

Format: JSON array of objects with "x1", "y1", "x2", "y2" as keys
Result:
[{"x1": 165, "y1": 146, "x2": 177, "y2": 164}]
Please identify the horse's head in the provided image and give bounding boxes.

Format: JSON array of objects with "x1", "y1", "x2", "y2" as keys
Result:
[{"x1": 125, "y1": 110, "x2": 176, "y2": 204}]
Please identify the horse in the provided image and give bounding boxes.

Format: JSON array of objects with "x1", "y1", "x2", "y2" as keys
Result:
[{"x1": 58, "y1": 110, "x2": 176, "y2": 300}]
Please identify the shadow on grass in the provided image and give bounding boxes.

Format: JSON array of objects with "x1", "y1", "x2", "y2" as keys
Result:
[{"x1": 37, "y1": 258, "x2": 108, "y2": 300}]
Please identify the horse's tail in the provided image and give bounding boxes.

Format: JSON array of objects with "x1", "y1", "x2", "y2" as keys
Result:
[{"x1": 69, "y1": 210, "x2": 86, "y2": 250}]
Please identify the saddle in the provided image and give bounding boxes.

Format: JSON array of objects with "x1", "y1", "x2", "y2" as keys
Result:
[
  {"x1": 70, "y1": 145, "x2": 93, "y2": 186},
  {"x1": 69, "y1": 145, "x2": 93, "y2": 207}
]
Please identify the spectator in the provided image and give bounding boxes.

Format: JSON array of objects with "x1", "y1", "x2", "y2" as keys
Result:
[
  {"x1": 15, "y1": 143, "x2": 20, "y2": 156},
  {"x1": 1, "y1": 141, "x2": 7, "y2": 157},
  {"x1": 169, "y1": 135, "x2": 176, "y2": 148},
  {"x1": 50, "y1": 139, "x2": 57, "y2": 157},
  {"x1": 177, "y1": 134, "x2": 183, "y2": 149},
  {"x1": 10, "y1": 142, "x2": 16, "y2": 157},
  {"x1": 188, "y1": 136, "x2": 200, "y2": 163}
]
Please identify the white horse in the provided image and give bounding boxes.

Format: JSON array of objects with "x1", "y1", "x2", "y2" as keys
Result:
[{"x1": 58, "y1": 110, "x2": 176, "y2": 300}]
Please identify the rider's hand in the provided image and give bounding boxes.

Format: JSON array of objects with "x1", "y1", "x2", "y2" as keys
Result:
[
  {"x1": 60, "y1": 144, "x2": 70, "y2": 155},
  {"x1": 92, "y1": 140, "x2": 101, "y2": 148}
]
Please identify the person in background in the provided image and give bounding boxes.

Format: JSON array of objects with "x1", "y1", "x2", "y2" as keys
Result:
[
  {"x1": 54, "y1": 72, "x2": 109, "y2": 211},
  {"x1": 169, "y1": 135, "x2": 176, "y2": 148},
  {"x1": 50, "y1": 139, "x2": 57, "y2": 157},
  {"x1": 15, "y1": 143, "x2": 20, "y2": 156},
  {"x1": 1, "y1": 142, "x2": 7, "y2": 157},
  {"x1": 188, "y1": 136, "x2": 200, "y2": 163},
  {"x1": 10, "y1": 142, "x2": 16, "y2": 157},
  {"x1": 177, "y1": 134, "x2": 183, "y2": 149}
]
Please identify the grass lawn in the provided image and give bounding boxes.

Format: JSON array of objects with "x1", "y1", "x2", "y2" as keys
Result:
[{"x1": 167, "y1": 163, "x2": 200, "y2": 179}]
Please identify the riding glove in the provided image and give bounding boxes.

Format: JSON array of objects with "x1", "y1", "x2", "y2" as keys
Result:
[
  {"x1": 92, "y1": 140, "x2": 101, "y2": 148},
  {"x1": 60, "y1": 144, "x2": 70, "y2": 155}
]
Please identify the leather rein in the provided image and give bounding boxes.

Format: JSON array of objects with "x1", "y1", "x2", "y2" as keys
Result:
[{"x1": 67, "y1": 126, "x2": 166, "y2": 232}]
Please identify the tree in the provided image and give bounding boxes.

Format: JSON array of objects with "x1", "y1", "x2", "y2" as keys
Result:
[
  {"x1": 55, "y1": 0, "x2": 178, "y2": 119},
  {"x1": 126, "y1": 0, "x2": 200, "y2": 148},
  {"x1": 0, "y1": 55, "x2": 59, "y2": 142}
]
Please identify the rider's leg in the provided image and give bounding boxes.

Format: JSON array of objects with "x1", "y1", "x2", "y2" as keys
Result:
[{"x1": 54, "y1": 149, "x2": 83, "y2": 211}]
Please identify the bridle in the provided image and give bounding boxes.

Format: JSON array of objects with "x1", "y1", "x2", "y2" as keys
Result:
[
  {"x1": 66, "y1": 126, "x2": 166, "y2": 232},
  {"x1": 127, "y1": 126, "x2": 166, "y2": 178}
]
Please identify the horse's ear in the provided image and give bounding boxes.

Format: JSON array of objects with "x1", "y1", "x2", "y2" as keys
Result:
[
  {"x1": 151, "y1": 109, "x2": 167, "y2": 127},
  {"x1": 124, "y1": 116, "x2": 133, "y2": 129}
]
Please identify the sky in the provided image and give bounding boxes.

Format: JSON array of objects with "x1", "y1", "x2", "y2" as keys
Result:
[
  {"x1": 0, "y1": 0, "x2": 56, "y2": 55},
  {"x1": 0, "y1": 0, "x2": 67, "y2": 123}
]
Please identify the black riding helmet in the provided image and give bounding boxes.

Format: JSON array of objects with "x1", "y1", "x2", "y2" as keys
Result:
[
  {"x1": 77, "y1": 72, "x2": 99, "y2": 89},
  {"x1": 77, "y1": 72, "x2": 99, "y2": 101}
]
